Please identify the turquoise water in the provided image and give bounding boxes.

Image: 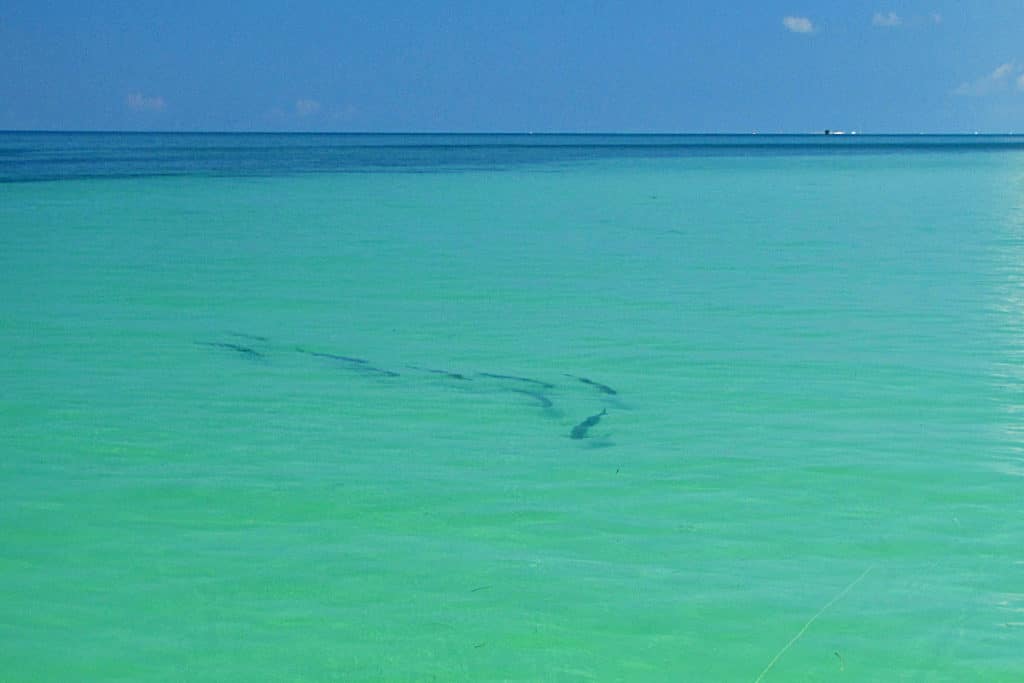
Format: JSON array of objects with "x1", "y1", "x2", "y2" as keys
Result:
[{"x1": 2, "y1": 134, "x2": 1023, "y2": 680}]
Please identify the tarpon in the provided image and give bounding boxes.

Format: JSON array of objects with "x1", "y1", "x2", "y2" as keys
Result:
[
  {"x1": 296, "y1": 347, "x2": 398, "y2": 377},
  {"x1": 509, "y1": 389, "x2": 554, "y2": 409},
  {"x1": 408, "y1": 365, "x2": 472, "y2": 381},
  {"x1": 564, "y1": 374, "x2": 617, "y2": 395},
  {"x1": 479, "y1": 372, "x2": 555, "y2": 389},
  {"x1": 570, "y1": 409, "x2": 608, "y2": 439},
  {"x1": 196, "y1": 341, "x2": 264, "y2": 359}
]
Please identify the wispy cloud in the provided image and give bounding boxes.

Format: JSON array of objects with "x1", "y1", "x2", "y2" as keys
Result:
[
  {"x1": 873, "y1": 12, "x2": 943, "y2": 29},
  {"x1": 872, "y1": 12, "x2": 902, "y2": 28},
  {"x1": 126, "y1": 93, "x2": 165, "y2": 112},
  {"x1": 782, "y1": 16, "x2": 815, "y2": 34},
  {"x1": 992, "y1": 63, "x2": 1016, "y2": 80},
  {"x1": 295, "y1": 98, "x2": 321, "y2": 117},
  {"x1": 953, "y1": 62, "x2": 1020, "y2": 97}
]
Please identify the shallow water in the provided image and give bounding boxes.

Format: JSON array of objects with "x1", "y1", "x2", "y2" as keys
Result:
[{"x1": 2, "y1": 134, "x2": 1023, "y2": 680}]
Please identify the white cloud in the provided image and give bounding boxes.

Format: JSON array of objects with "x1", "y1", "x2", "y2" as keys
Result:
[
  {"x1": 782, "y1": 16, "x2": 815, "y2": 34},
  {"x1": 871, "y1": 12, "x2": 942, "y2": 30},
  {"x1": 953, "y1": 62, "x2": 1019, "y2": 97},
  {"x1": 991, "y1": 63, "x2": 1015, "y2": 80},
  {"x1": 126, "y1": 93, "x2": 165, "y2": 112},
  {"x1": 295, "y1": 98, "x2": 321, "y2": 117},
  {"x1": 872, "y1": 12, "x2": 902, "y2": 27},
  {"x1": 1018, "y1": 73, "x2": 1024, "y2": 91}
]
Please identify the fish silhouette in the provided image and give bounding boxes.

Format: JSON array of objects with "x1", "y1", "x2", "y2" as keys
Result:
[
  {"x1": 570, "y1": 408, "x2": 608, "y2": 439},
  {"x1": 196, "y1": 341, "x2": 264, "y2": 359},
  {"x1": 564, "y1": 374, "x2": 617, "y2": 395},
  {"x1": 479, "y1": 372, "x2": 555, "y2": 389}
]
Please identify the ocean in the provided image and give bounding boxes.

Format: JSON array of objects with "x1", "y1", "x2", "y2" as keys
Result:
[{"x1": 2, "y1": 132, "x2": 1023, "y2": 680}]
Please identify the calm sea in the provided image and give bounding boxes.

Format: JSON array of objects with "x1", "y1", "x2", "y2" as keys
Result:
[{"x1": 2, "y1": 132, "x2": 1023, "y2": 680}]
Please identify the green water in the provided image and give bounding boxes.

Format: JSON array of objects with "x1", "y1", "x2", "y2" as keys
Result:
[{"x1": 2, "y1": 137, "x2": 1023, "y2": 680}]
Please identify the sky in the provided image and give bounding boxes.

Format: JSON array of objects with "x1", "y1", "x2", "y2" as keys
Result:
[{"x1": 2, "y1": 1, "x2": 1023, "y2": 133}]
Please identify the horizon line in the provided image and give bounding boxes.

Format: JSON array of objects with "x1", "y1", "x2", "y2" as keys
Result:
[{"x1": 0, "y1": 129, "x2": 1018, "y2": 136}]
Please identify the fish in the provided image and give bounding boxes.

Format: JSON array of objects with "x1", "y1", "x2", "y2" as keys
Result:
[
  {"x1": 508, "y1": 389, "x2": 553, "y2": 409},
  {"x1": 478, "y1": 372, "x2": 555, "y2": 389},
  {"x1": 364, "y1": 366, "x2": 401, "y2": 378},
  {"x1": 227, "y1": 332, "x2": 269, "y2": 342},
  {"x1": 295, "y1": 348, "x2": 369, "y2": 364},
  {"x1": 296, "y1": 347, "x2": 398, "y2": 377},
  {"x1": 570, "y1": 409, "x2": 608, "y2": 439},
  {"x1": 564, "y1": 374, "x2": 617, "y2": 395},
  {"x1": 407, "y1": 365, "x2": 472, "y2": 381},
  {"x1": 195, "y1": 341, "x2": 264, "y2": 359}
]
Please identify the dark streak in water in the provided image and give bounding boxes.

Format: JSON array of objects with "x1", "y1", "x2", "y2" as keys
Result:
[
  {"x1": 570, "y1": 409, "x2": 608, "y2": 439},
  {"x1": 195, "y1": 341, "x2": 264, "y2": 359},
  {"x1": 479, "y1": 372, "x2": 555, "y2": 389},
  {"x1": 564, "y1": 374, "x2": 617, "y2": 395}
]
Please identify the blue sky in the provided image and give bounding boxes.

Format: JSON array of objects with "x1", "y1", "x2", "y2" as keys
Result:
[{"x1": 2, "y1": 1, "x2": 1023, "y2": 132}]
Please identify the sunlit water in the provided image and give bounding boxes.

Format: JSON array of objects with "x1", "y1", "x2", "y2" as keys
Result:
[{"x1": 2, "y1": 133, "x2": 1023, "y2": 680}]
